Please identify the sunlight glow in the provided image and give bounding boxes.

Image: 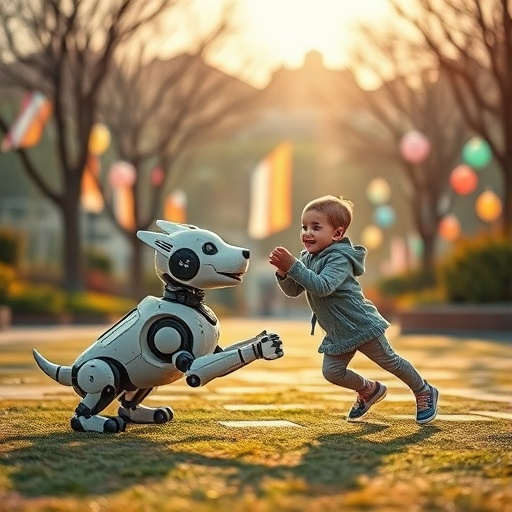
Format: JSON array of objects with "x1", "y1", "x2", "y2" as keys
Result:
[{"x1": 181, "y1": 0, "x2": 395, "y2": 88}]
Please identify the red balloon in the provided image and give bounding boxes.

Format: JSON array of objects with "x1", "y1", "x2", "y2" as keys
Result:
[{"x1": 449, "y1": 165, "x2": 478, "y2": 195}]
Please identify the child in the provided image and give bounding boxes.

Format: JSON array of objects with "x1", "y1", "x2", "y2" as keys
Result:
[{"x1": 269, "y1": 195, "x2": 438, "y2": 424}]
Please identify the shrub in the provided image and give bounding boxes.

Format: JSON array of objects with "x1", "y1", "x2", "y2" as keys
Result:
[
  {"x1": 439, "y1": 235, "x2": 512, "y2": 303},
  {"x1": 0, "y1": 228, "x2": 22, "y2": 266},
  {"x1": 0, "y1": 262, "x2": 15, "y2": 303},
  {"x1": 65, "y1": 292, "x2": 135, "y2": 315},
  {"x1": 6, "y1": 282, "x2": 66, "y2": 314},
  {"x1": 85, "y1": 249, "x2": 112, "y2": 274},
  {"x1": 377, "y1": 268, "x2": 436, "y2": 298}
]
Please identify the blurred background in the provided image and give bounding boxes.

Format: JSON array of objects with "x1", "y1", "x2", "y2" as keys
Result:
[{"x1": 0, "y1": 0, "x2": 510, "y2": 324}]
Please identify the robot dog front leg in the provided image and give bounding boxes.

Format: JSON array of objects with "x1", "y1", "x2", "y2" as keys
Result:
[{"x1": 183, "y1": 332, "x2": 283, "y2": 387}]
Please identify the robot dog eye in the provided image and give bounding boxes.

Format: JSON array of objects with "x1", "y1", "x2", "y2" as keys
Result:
[{"x1": 202, "y1": 243, "x2": 218, "y2": 255}]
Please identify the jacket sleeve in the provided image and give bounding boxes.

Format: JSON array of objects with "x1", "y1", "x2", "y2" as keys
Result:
[
  {"x1": 286, "y1": 252, "x2": 350, "y2": 297},
  {"x1": 275, "y1": 272, "x2": 305, "y2": 297}
]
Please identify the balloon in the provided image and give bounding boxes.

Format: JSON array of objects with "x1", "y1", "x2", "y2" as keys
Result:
[
  {"x1": 88, "y1": 123, "x2": 111, "y2": 156},
  {"x1": 108, "y1": 161, "x2": 136, "y2": 188},
  {"x1": 475, "y1": 190, "x2": 502, "y2": 223},
  {"x1": 361, "y1": 225, "x2": 383, "y2": 250},
  {"x1": 367, "y1": 178, "x2": 391, "y2": 205},
  {"x1": 399, "y1": 130, "x2": 430, "y2": 164},
  {"x1": 373, "y1": 204, "x2": 395, "y2": 228},
  {"x1": 462, "y1": 137, "x2": 492, "y2": 169},
  {"x1": 438, "y1": 214, "x2": 461, "y2": 241},
  {"x1": 449, "y1": 165, "x2": 478, "y2": 195},
  {"x1": 150, "y1": 167, "x2": 164, "y2": 186}
]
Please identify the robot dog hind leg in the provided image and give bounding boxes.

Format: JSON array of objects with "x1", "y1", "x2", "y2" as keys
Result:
[
  {"x1": 118, "y1": 388, "x2": 174, "y2": 425},
  {"x1": 33, "y1": 350, "x2": 126, "y2": 433},
  {"x1": 70, "y1": 358, "x2": 126, "y2": 433}
]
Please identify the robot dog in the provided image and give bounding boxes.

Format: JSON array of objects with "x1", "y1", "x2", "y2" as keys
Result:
[{"x1": 33, "y1": 221, "x2": 284, "y2": 433}]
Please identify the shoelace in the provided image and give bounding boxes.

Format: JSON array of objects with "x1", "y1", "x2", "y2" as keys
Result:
[
  {"x1": 354, "y1": 395, "x2": 366, "y2": 409},
  {"x1": 416, "y1": 393, "x2": 431, "y2": 411}
]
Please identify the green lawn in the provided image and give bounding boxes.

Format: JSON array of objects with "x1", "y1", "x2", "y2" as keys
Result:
[{"x1": 0, "y1": 319, "x2": 511, "y2": 511}]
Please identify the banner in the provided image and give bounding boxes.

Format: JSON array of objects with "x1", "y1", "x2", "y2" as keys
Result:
[
  {"x1": 248, "y1": 141, "x2": 292, "y2": 239},
  {"x1": 81, "y1": 155, "x2": 104, "y2": 213},
  {"x1": 165, "y1": 189, "x2": 187, "y2": 223},
  {"x1": 1, "y1": 91, "x2": 52, "y2": 151},
  {"x1": 114, "y1": 186, "x2": 135, "y2": 230}
]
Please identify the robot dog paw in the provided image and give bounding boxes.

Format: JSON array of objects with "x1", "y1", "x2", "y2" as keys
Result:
[
  {"x1": 259, "y1": 332, "x2": 284, "y2": 360},
  {"x1": 118, "y1": 405, "x2": 174, "y2": 424},
  {"x1": 70, "y1": 414, "x2": 127, "y2": 433}
]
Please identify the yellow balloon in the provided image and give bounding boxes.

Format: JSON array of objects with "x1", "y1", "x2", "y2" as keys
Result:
[
  {"x1": 88, "y1": 123, "x2": 111, "y2": 156},
  {"x1": 361, "y1": 225, "x2": 383, "y2": 250},
  {"x1": 475, "y1": 190, "x2": 502, "y2": 223}
]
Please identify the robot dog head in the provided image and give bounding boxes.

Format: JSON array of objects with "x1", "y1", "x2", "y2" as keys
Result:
[{"x1": 137, "y1": 221, "x2": 250, "y2": 290}]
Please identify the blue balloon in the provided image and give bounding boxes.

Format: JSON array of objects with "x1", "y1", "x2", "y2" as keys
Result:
[{"x1": 373, "y1": 205, "x2": 395, "y2": 228}]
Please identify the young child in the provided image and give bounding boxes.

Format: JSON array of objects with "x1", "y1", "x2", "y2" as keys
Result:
[{"x1": 269, "y1": 195, "x2": 438, "y2": 424}]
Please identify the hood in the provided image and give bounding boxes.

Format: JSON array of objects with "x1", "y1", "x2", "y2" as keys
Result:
[{"x1": 332, "y1": 238, "x2": 367, "y2": 276}]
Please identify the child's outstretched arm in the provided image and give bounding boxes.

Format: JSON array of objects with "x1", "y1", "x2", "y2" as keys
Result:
[{"x1": 269, "y1": 246, "x2": 304, "y2": 297}]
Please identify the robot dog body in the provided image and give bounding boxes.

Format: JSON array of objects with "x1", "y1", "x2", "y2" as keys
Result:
[{"x1": 33, "y1": 221, "x2": 283, "y2": 433}]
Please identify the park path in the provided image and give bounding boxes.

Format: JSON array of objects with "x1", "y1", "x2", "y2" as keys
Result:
[{"x1": 1, "y1": 319, "x2": 511, "y2": 423}]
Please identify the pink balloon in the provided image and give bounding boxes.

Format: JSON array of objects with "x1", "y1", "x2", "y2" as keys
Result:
[
  {"x1": 108, "y1": 161, "x2": 136, "y2": 188},
  {"x1": 400, "y1": 131, "x2": 431, "y2": 164}
]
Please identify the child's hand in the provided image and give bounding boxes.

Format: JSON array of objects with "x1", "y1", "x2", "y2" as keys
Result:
[{"x1": 269, "y1": 246, "x2": 296, "y2": 274}]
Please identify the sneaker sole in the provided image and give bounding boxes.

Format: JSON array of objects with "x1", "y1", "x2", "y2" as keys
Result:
[
  {"x1": 347, "y1": 384, "x2": 388, "y2": 421},
  {"x1": 416, "y1": 387, "x2": 439, "y2": 425}
]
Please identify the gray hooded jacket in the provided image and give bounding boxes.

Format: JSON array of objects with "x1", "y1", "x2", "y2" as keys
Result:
[{"x1": 276, "y1": 237, "x2": 390, "y2": 355}]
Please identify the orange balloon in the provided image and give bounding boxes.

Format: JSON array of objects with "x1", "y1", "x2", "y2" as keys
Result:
[
  {"x1": 439, "y1": 215, "x2": 461, "y2": 241},
  {"x1": 449, "y1": 165, "x2": 478, "y2": 195},
  {"x1": 475, "y1": 190, "x2": 502, "y2": 223}
]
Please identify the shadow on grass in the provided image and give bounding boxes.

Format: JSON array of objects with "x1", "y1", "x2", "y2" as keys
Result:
[{"x1": 2, "y1": 421, "x2": 439, "y2": 498}]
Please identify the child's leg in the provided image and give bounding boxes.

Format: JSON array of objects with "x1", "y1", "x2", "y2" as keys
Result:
[
  {"x1": 359, "y1": 334, "x2": 439, "y2": 424},
  {"x1": 322, "y1": 352, "x2": 387, "y2": 421},
  {"x1": 358, "y1": 334, "x2": 427, "y2": 393},
  {"x1": 322, "y1": 351, "x2": 369, "y2": 392}
]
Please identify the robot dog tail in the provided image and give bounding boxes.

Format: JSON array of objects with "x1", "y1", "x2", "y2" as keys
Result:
[{"x1": 32, "y1": 349, "x2": 73, "y2": 386}]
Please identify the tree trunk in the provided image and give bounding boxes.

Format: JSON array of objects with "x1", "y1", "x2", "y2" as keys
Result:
[
  {"x1": 421, "y1": 232, "x2": 437, "y2": 279},
  {"x1": 503, "y1": 159, "x2": 512, "y2": 240},
  {"x1": 130, "y1": 235, "x2": 144, "y2": 299},
  {"x1": 61, "y1": 198, "x2": 84, "y2": 293}
]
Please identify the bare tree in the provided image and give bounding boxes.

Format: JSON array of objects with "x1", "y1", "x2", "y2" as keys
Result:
[
  {"x1": 391, "y1": 0, "x2": 512, "y2": 238},
  {"x1": 0, "y1": 0, "x2": 203, "y2": 292},
  {"x1": 337, "y1": 25, "x2": 469, "y2": 274},
  {"x1": 97, "y1": 37, "x2": 259, "y2": 296}
]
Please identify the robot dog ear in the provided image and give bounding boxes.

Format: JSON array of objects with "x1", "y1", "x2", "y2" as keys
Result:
[
  {"x1": 156, "y1": 220, "x2": 198, "y2": 234},
  {"x1": 169, "y1": 248, "x2": 200, "y2": 280},
  {"x1": 137, "y1": 230, "x2": 173, "y2": 256}
]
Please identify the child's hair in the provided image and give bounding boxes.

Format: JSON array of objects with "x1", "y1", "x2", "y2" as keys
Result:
[{"x1": 303, "y1": 195, "x2": 354, "y2": 230}]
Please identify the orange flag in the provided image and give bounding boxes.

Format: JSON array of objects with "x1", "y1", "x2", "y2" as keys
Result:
[
  {"x1": 81, "y1": 155, "x2": 104, "y2": 213},
  {"x1": 114, "y1": 186, "x2": 135, "y2": 230},
  {"x1": 164, "y1": 189, "x2": 187, "y2": 223},
  {"x1": 248, "y1": 141, "x2": 293, "y2": 239},
  {"x1": 1, "y1": 92, "x2": 52, "y2": 151}
]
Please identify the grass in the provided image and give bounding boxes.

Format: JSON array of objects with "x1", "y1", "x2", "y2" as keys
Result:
[{"x1": 0, "y1": 318, "x2": 511, "y2": 511}]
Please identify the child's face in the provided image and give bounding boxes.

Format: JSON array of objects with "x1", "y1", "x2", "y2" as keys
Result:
[{"x1": 300, "y1": 209, "x2": 344, "y2": 254}]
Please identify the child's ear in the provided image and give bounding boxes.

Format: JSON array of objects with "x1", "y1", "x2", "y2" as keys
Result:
[{"x1": 333, "y1": 227, "x2": 345, "y2": 241}]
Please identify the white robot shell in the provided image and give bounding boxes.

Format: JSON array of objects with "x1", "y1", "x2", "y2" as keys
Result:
[{"x1": 137, "y1": 222, "x2": 250, "y2": 290}]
